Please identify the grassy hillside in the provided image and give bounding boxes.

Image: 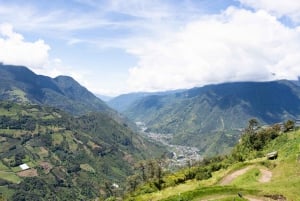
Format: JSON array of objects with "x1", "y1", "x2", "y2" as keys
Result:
[
  {"x1": 125, "y1": 125, "x2": 300, "y2": 201},
  {"x1": 0, "y1": 101, "x2": 166, "y2": 201}
]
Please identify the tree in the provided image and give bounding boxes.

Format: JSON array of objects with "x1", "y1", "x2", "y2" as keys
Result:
[
  {"x1": 136, "y1": 161, "x2": 147, "y2": 181},
  {"x1": 246, "y1": 118, "x2": 259, "y2": 135},
  {"x1": 126, "y1": 175, "x2": 140, "y2": 192},
  {"x1": 284, "y1": 119, "x2": 295, "y2": 132}
]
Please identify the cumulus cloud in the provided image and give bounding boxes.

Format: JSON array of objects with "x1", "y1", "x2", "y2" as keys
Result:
[
  {"x1": 239, "y1": 0, "x2": 300, "y2": 23},
  {"x1": 0, "y1": 23, "x2": 50, "y2": 69},
  {"x1": 126, "y1": 7, "x2": 300, "y2": 92}
]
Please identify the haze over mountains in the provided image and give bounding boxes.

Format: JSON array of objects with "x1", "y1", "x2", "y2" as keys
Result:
[{"x1": 107, "y1": 89, "x2": 185, "y2": 112}]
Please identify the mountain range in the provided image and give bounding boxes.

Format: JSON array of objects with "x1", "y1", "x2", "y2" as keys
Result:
[
  {"x1": 110, "y1": 80, "x2": 300, "y2": 155},
  {"x1": 1, "y1": 63, "x2": 300, "y2": 200}
]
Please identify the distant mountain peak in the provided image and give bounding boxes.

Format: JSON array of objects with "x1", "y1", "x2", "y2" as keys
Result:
[
  {"x1": 0, "y1": 64, "x2": 111, "y2": 115},
  {"x1": 54, "y1": 75, "x2": 77, "y2": 82}
]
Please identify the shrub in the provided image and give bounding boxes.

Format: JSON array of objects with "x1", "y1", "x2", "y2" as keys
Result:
[{"x1": 195, "y1": 168, "x2": 212, "y2": 181}]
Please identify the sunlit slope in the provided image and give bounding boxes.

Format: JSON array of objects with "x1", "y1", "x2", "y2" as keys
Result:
[{"x1": 127, "y1": 130, "x2": 300, "y2": 201}]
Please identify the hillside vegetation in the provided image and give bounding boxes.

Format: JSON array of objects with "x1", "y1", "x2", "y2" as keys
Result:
[
  {"x1": 124, "y1": 81, "x2": 300, "y2": 155},
  {"x1": 0, "y1": 64, "x2": 113, "y2": 116},
  {"x1": 0, "y1": 101, "x2": 165, "y2": 201},
  {"x1": 125, "y1": 120, "x2": 300, "y2": 201}
]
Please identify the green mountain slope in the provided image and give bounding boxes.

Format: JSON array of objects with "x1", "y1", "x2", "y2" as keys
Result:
[
  {"x1": 124, "y1": 81, "x2": 300, "y2": 155},
  {"x1": 126, "y1": 125, "x2": 300, "y2": 201},
  {"x1": 0, "y1": 101, "x2": 166, "y2": 200},
  {"x1": 0, "y1": 64, "x2": 111, "y2": 115}
]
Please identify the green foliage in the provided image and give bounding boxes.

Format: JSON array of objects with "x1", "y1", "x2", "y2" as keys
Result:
[
  {"x1": 126, "y1": 155, "x2": 229, "y2": 198},
  {"x1": 195, "y1": 168, "x2": 212, "y2": 181},
  {"x1": 0, "y1": 101, "x2": 165, "y2": 200},
  {"x1": 283, "y1": 119, "x2": 295, "y2": 132},
  {"x1": 126, "y1": 159, "x2": 165, "y2": 195},
  {"x1": 231, "y1": 119, "x2": 280, "y2": 161}
]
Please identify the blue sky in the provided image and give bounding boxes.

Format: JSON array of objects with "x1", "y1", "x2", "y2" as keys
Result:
[{"x1": 1, "y1": 0, "x2": 300, "y2": 96}]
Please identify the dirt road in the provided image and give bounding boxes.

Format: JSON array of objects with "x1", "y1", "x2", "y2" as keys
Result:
[
  {"x1": 258, "y1": 169, "x2": 272, "y2": 183},
  {"x1": 219, "y1": 166, "x2": 252, "y2": 185}
]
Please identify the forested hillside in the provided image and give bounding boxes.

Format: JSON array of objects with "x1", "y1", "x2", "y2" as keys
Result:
[
  {"x1": 0, "y1": 64, "x2": 112, "y2": 116},
  {"x1": 124, "y1": 80, "x2": 300, "y2": 155},
  {"x1": 0, "y1": 101, "x2": 166, "y2": 200}
]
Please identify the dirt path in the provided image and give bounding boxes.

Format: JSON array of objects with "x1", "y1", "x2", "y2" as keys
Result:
[
  {"x1": 244, "y1": 196, "x2": 265, "y2": 201},
  {"x1": 258, "y1": 169, "x2": 272, "y2": 183},
  {"x1": 199, "y1": 166, "x2": 272, "y2": 201},
  {"x1": 219, "y1": 166, "x2": 252, "y2": 185}
]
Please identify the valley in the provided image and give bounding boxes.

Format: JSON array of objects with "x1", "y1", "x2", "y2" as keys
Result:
[
  {"x1": 118, "y1": 80, "x2": 300, "y2": 156},
  {"x1": 136, "y1": 122, "x2": 202, "y2": 169}
]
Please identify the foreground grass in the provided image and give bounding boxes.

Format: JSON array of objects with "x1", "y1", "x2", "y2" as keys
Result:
[{"x1": 159, "y1": 186, "x2": 258, "y2": 201}]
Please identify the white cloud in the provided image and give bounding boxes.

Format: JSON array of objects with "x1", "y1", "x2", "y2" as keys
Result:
[
  {"x1": 0, "y1": 23, "x2": 50, "y2": 69},
  {"x1": 126, "y1": 7, "x2": 300, "y2": 92},
  {"x1": 239, "y1": 0, "x2": 300, "y2": 23}
]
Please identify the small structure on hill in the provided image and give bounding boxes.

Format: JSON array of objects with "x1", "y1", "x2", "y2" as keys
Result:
[
  {"x1": 267, "y1": 151, "x2": 278, "y2": 160},
  {"x1": 19, "y1": 163, "x2": 30, "y2": 170},
  {"x1": 112, "y1": 183, "x2": 119, "y2": 188}
]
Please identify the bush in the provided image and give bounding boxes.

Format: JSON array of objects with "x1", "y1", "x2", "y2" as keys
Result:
[{"x1": 195, "y1": 168, "x2": 212, "y2": 181}]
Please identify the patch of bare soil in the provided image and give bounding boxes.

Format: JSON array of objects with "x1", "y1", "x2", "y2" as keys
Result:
[
  {"x1": 259, "y1": 169, "x2": 272, "y2": 183},
  {"x1": 17, "y1": 169, "x2": 38, "y2": 177},
  {"x1": 220, "y1": 166, "x2": 252, "y2": 185},
  {"x1": 264, "y1": 194, "x2": 286, "y2": 201},
  {"x1": 40, "y1": 162, "x2": 53, "y2": 174}
]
